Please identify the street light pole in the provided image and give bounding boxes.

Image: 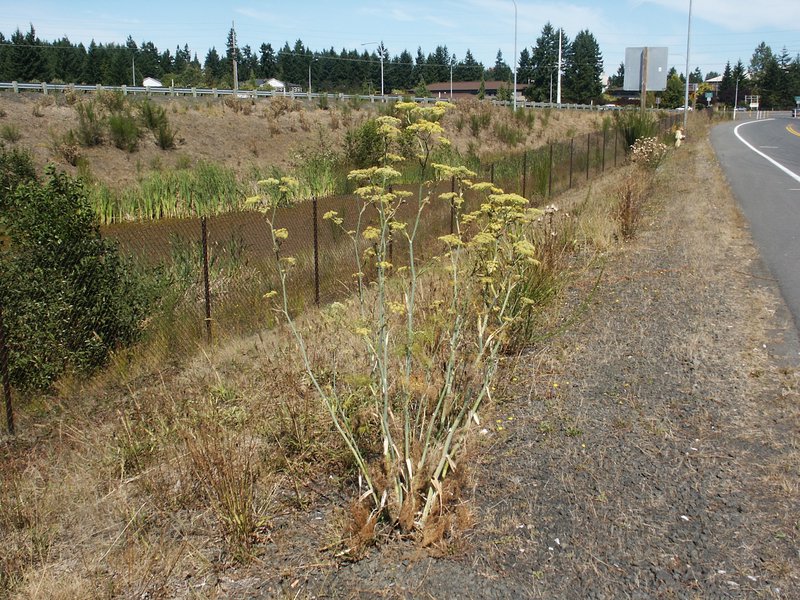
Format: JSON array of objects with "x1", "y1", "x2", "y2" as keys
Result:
[
  {"x1": 361, "y1": 41, "x2": 385, "y2": 96},
  {"x1": 683, "y1": 0, "x2": 693, "y2": 131},
  {"x1": 512, "y1": 0, "x2": 518, "y2": 111},
  {"x1": 733, "y1": 77, "x2": 740, "y2": 121},
  {"x1": 450, "y1": 62, "x2": 454, "y2": 100}
]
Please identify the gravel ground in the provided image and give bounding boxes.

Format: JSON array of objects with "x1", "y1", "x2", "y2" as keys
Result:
[{"x1": 219, "y1": 129, "x2": 800, "y2": 599}]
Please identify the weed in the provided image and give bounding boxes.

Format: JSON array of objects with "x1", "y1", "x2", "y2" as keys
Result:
[
  {"x1": 51, "y1": 129, "x2": 81, "y2": 166},
  {"x1": 108, "y1": 112, "x2": 141, "y2": 152},
  {"x1": 616, "y1": 171, "x2": 647, "y2": 240},
  {"x1": 0, "y1": 124, "x2": 21, "y2": 143},
  {"x1": 75, "y1": 101, "x2": 104, "y2": 147},
  {"x1": 615, "y1": 109, "x2": 659, "y2": 151},
  {"x1": 183, "y1": 412, "x2": 272, "y2": 561},
  {"x1": 155, "y1": 121, "x2": 176, "y2": 150},
  {"x1": 97, "y1": 89, "x2": 127, "y2": 113},
  {"x1": 494, "y1": 122, "x2": 524, "y2": 146}
]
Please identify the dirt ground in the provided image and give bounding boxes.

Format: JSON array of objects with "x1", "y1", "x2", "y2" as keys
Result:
[
  {"x1": 203, "y1": 125, "x2": 799, "y2": 597},
  {"x1": 0, "y1": 92, "x2": 606, "y2": 191}
]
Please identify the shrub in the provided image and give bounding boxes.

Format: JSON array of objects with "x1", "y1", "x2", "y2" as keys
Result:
[
  {"x1": 74, "y1": 101, "x2": 104, "y2": 147},
  {"x1": 630, "y1": 136, "x2": 668, "y2": 169},
  {"x1": 97, "y1": 89, "x2": 126, "y2": 113},
  {"x1": 51, "y1": 130, "x2": 81, "y2": 166},
  {"x1": 1, "y1": 124, "x2": 21, "y2": 143},
  {"x1": 0, "y1": 167, "x2": 152, "y2": 392},
  {"x1": 344, "y1": 118, "x2": 384, "y2": 168},
  {"x1": 108, "y1": 112, "x2": 140, "y2": 152},
  {"x1": 615, "y1": 110, "x2": 659, "y2": 152},
  {"x1": 0, "y1": 146, "x2": 36, "y2": 209},
  {"x1": 138, "y1": 99, "x2": 177, "y2": 150}
]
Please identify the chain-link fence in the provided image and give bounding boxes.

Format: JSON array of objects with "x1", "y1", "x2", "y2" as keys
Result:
[{"x1": 0, "y1": 112, "x2": 681, "y2": 421}]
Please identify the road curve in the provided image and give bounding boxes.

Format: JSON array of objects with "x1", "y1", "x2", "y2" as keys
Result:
[{"x1": 711, "y1": 117, "x2": 800, "y2": 336}]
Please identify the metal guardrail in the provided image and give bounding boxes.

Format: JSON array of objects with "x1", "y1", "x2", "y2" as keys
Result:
[{"x1": 0, "y1": 80, "x2": 620, "y2": 111}]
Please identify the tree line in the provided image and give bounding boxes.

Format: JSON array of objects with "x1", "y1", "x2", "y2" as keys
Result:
[{"x1": 0, "y1": 22, "x2": 606, "y2": 103}]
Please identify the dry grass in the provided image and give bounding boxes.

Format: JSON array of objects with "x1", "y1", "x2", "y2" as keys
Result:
[{"x1": 6, "y1": 112, "x2": 782, "y2": 597}]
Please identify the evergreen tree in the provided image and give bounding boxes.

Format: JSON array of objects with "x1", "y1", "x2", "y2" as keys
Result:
[
  {"x1": 608, "y1": 62, "x2": 624, "y2": 88},
  {"x1": 453, "y1": 49, "x2": 481, "y2": 81},
  {"x1": 718, "y1": 61, "x2": 735, "y2": 106},
  {"x1": 517, "y1": 47, "x2": 533, "y2": 85},
  {"x1": 689, "y1": 67, "x2": 703, "y2": 83},
  {"x1": 203, "y1": 47, "x2": 222, "y2": 86},
  {"x1": 563, "y1": 29, "x2": 603, "y2": 103},
  {"x1": 258, "y1": 43, "x2": 276, "y2": 78},
  {"x1": 661, "y1": 72, "x2": 685, "y2": 108},
  {"x1": 526, "y1": 23, "x2": 569, "y2": 102},
  {"x1": 490, "y1": 49, "x2": 512, "y2": 81}
]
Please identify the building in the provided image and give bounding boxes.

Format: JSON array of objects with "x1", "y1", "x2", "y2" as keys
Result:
[
  {"x1": 425, "y1": 80, "x2": 526, "y2": 100},
  {"x1": 255, "y1": 78, "x2": 303, "y2": 94},
  {"x1": 142, "y1": 77, "x2": 162, "y2": 88}
]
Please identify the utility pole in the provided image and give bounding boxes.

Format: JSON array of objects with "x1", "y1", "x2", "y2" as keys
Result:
[
  {"x1": 683, "y1": 0, "x2": 693, "y2": 131},
  {"x1": 231, "y1": 21, "x2": 239, "y2": 92},
  {"x1": 556, "y1": 29, "x2": 562, "y2": 105},
  {"x1": 512, "y1": 0, "x2": 518, "y2": 111}
]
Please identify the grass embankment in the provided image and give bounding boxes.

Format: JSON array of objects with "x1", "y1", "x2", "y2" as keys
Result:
[{"x1": 0, "y1": 107, "x2": 685, "y2": 598}]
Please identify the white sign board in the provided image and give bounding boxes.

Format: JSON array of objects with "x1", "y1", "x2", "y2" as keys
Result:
[{"x1": 623, "y1": 47, "x2": 669, "y2": 91}]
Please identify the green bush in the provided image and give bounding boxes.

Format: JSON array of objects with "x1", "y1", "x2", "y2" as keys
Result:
[
  {"x1": 0, "y1": 167, "x2": 153, "y2": 392},
  {"x1": 0, "y1": 124, "x2": 21, "y2": 143},
  {"x1": 108, "y1": 112, "x2": 140, "y2": 152},
  {"x1": 0, "y1": 145, "x2": 36, "y2": 204},
  {"x1": 344, "y1": 119, "x2": 384, "y2": 168},
  {"x1": 615, "y1": 110, "x2": 659, "y2": 152},
  {"x1": 138, "y1": 99, "x2": 176, "y2": 150},
  {"x1": 75, "y1": 101, "x2": 104, "y2": 147}
]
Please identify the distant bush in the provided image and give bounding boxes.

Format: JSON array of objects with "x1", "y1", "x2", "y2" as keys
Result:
[
  {"x1": 344, "y1": 118, "x2": 384, "y2": 168},
  {"x1": 0, "y1": 124, "x2": 21, "y2": 143},
  {"x1": 108, "y1": 112, "x2": 141, "y2": 152},
  {"x1": 0, "y1": 166, "x2": 152, "y2": 392},
  {"x1": 138, "y1": 99, "x2": 177, "y2": 150},
  {"x1": 75, "y1": 101, "x2": 104, "y2": 147}
]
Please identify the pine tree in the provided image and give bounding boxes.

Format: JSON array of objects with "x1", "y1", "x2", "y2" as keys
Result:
[
  {"x1": 563, "y1": 29, "x2": 602, "y2": 103},
  {"x1": 526, "y1": 23, "x2": 569, "y2": 102},
  {"x1": 490, "y1": 49, "x2": 512, "y2": 81},
  {"x1": 258, "y1": 43, "x2": 276, "y2": 78}
]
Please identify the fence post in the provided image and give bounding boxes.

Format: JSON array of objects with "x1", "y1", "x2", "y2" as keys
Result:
[
  {"x1": 490, "y1": 163, "x2": 495, "y2": 184},
  {"x1": 522, "y1": 151, "x2": 528, "y2": 198},
  {"x1": 569, "y1": 138, "x2": 574, "y2": 189},
  {"x1": 548, "y1": 143, "x2": 554, "y2": 197},
  {"x1": 313, "y1": 196, "x2": 320, "y2": 306},
  {"x1": 201, "y1": 216, "x2": 212, "y2": 344},
  {"x1": 0, "y1": 302, "x2": 14, "y2": 435},
  {"x1": 602, "y1": 128, "x2": 607, "y2": 172},
  {"x1": 614, "y1": 129, "x2": 618, "y2": 167},
  {"x1": 450, "y1": 176, "x2": 455, "y2": 235},
  {"x1": 586, "y1": 133, "x2": 591, "y2": 180}
]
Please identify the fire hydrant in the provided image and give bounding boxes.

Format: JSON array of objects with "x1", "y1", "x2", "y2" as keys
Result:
[{"x1": 675, "y1": 128, "x2": 685, "y2": 148}]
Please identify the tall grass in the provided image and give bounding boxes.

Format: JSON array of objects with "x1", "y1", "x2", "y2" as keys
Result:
[{"x1": 91, "y1": 163, "x2": 243, "y2": 223}]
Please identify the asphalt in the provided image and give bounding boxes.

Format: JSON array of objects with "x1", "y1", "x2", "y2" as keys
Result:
[{"x1": 711, "y1": 116, "x2": 800, "y2": 348}]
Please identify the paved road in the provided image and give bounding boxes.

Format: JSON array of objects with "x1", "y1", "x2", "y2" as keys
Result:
[{"x1": 711, "y1": 117, "x2": 800, "y2": 336}]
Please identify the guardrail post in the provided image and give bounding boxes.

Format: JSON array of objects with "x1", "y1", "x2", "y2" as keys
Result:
[
  {"x1": 212, "y1": 88, "x2": 218, "y2": 98},
  {"x1": 96, "y1": 84, "x2": 103, "y2": 93},
  {"x1": 42, "y1": 82, "x2": 48, "y2": 95},
  {"x1": 121, "y1": 85, "x2": 127, "y2": 96},
  {"x1": 192, "y1": 88, "x2": 197, "y2": 98},
  {"x1": 11, "y1": 81, "x2": 18, "y2": 94}
]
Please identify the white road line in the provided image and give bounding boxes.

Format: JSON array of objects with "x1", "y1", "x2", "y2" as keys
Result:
[{"x1": 734, "y1": 119, "x2": 800, "y2": 184}]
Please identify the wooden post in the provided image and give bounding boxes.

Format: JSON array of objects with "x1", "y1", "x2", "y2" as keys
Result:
[
  {"x1": 602, "y1": 128, "x2": 607, "y2": 172},
  {"x1": 640, "y1": 47, "x2": 649, "y2": 112},
  {"x1": 548, "y1": 143, "x2": 554, "y2": 197},
  {"x1": 201, "y1": 216, "x2": 212, "y2": 343}
]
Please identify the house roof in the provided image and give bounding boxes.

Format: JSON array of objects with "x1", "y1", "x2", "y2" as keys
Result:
[
  {"x1": 426, "y1": 80, "x2": 526, "y2": 92},
  {"x1": 706, "y1": 74, "x2": 724, "y2": 83}
]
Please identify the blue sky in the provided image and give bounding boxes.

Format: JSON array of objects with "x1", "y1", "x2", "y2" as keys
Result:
[{"x1": 2, "y1": 1, "x2": 799, "y2": 78}]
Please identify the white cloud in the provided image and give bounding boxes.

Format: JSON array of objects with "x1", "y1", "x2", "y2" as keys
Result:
[{"x1": 641, "y1": 0, "x2": 800, "y2": 31}]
